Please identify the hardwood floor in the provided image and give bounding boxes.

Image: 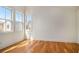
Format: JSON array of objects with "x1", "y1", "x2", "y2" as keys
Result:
[{"x1": 1, "y1": 40, "x2": 79, "y2": 53}]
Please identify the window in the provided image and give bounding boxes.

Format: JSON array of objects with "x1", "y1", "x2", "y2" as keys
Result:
[
  {"x1": 26, "y1": 15, "x2": 32, "y2": 30},
  {"x1": 0, "y1": 7, "x2": 5, "y2": 19},
  {"x1": 5, "y1": 8, "x2": 11, "y2": 20},
  {"x1": 27, "y1": 15, "x2": 32, "y2": 22},
  {"x1": 15, "y1": 11, "x2": 23, "y2": 32},
  {"x1": 0, "y1": 7, "x2": 12, "y2": 32},
  {"x1": 16, "y1": 11, "x2": 23, "y2": 22},
  {"x1": 5, "y1": 8, "x2": 12, "y2": 32},
  {"x1": 25, "y1": 15, "x2": 32, "y2": 39},
  {"x1": 0, "y1": 7, "x2": 5, "y2": 32}
]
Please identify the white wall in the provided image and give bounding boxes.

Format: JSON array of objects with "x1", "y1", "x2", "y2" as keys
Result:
[
  {"x1": 0, "y1": 32, "x2": 24, "y2": 49},
  {"x1": 77, "y1": 9, "x2": 79, "y2": 43},
  {"x1": 31, "y1": 7, "x2": 77, "y2": 43}
]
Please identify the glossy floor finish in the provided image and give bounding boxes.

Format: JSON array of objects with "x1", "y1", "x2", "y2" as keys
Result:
[{"x1": 1, "y1": 40, "x2": 79, "y2": 53}]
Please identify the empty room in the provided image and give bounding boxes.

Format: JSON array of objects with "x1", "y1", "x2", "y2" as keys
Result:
[{"x1": 0, "y1": 6, "x2": 79, "y2": 53}]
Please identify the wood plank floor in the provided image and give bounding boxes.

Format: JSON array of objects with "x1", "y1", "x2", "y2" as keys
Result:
[{"x1": 1, "y1": 40, "x2": 79, "y2": 53}]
